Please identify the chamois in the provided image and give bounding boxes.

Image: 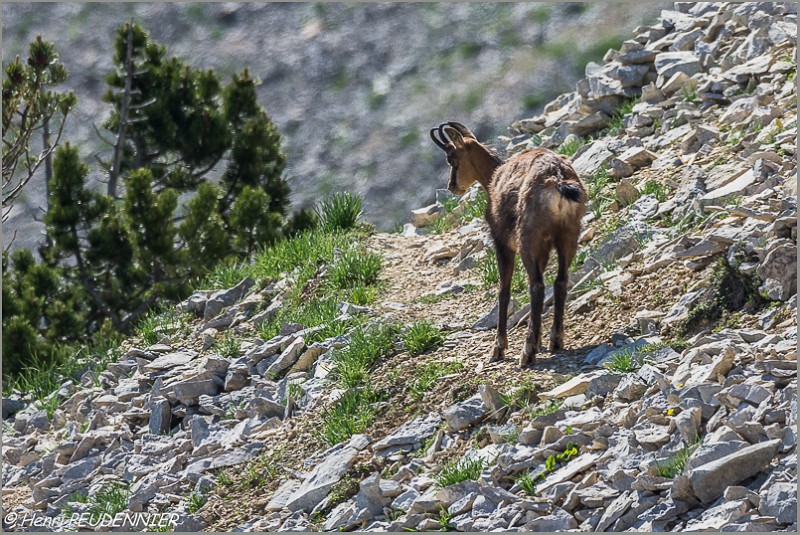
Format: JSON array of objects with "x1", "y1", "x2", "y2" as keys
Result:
[{"x1": 430, "y1": 122, "x2": 587, "y2": 367}]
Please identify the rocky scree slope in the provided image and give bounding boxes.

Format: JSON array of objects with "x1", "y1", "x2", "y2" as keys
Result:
[
  {"x1": 2, "y1": 2, "x2": 798, "y2": 533},
  {"x1": 1, "y1": 1, "x2": 667, "y2": 251}
]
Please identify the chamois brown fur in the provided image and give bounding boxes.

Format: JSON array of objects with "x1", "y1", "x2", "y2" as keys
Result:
[{"x1": 430, "y1": 121, "x2": 587, "y2": 366}]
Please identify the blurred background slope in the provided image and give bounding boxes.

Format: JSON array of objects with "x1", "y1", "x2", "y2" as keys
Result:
[{"x1": 2, "y1": 1, "x2": 668, "y2": 249}]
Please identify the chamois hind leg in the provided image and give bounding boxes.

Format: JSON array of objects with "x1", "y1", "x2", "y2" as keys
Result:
[
  {"x1": 520, "y1": 247, "x2": 549, "y2": 367},
  {"x1": 491, "y1": 243, "x2": 515, "y2": 362},
  {"x1": 550, "y1": 237, "x2": 577, "y2": 351}
]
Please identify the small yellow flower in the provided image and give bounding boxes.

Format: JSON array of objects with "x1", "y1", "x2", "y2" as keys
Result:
[{"x1": 667, "y1": 408, "x2": 676, "y2": 416}]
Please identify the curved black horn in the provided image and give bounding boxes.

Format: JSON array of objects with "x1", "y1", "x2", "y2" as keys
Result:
[
  {"x1": 438, "y1": 122, "x2": 451, "y2": 143},
  {"x1": 430, "y1": 127, "x2": 447, "y2": 150},
  {"x1": 446, "y1": 121, "x2": 476, "y2": 139}
]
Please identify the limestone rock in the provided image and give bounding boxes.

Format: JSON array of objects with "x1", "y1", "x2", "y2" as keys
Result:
[
  {"x1": 757, "y1": 242, "x2": 797, "y2": 301},
  {"x1": 411, "y1": 204, "x2": 444, "y2": 227},
  {"x1": 284, "y1": 445, "x2": 360, "y2": 512},
  {"x1": 689, "y1": 439, "x2": 781, "y2": 503},
  {"x1": 758, "y1": 482, "x2": 797, "y2": 524},
  {"x1": 443, "y1": 395, "x2": 488, "y2": 432}
]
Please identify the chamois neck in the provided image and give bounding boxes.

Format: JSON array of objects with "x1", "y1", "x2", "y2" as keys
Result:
[{"x1": 473, "y1": 144, "x2": 503, "y2": 192}]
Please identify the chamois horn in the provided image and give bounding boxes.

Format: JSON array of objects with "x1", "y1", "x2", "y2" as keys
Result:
[
  {"x1": 430, "y1": 123, "x2": 449, "y2": 151},
  {"x1": 446, "y1": 121, "x2": 476, "y2": 139}
]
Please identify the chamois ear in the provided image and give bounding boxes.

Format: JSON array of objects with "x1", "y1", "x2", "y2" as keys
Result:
[{"x1": 443, "y1": 126, "x2": 466, "y2": 148}]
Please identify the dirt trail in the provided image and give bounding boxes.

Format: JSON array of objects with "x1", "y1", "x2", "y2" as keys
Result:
[{"x1": 368, "y1": 231, "x2": 587, "y2": 388}]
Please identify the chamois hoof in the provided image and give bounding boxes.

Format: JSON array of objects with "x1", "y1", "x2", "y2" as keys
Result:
[
  {"x1": 489, "y1": 346, "x2": 505, "y2": 362},
  {"x1": 519, "y1": 350, "x2": 536, "y2": 368},
  {"x1": 549, "y1": 340, "x2": 563, "y2": 352}
]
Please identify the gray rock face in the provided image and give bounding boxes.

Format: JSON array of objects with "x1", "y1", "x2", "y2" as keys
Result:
[
  {"x1": 62, "y1": 456, "x2": 97, "y2": 481},
  {"x1": 572, "y1": 140, "x2": 615, "y2": 177},
  {"x1": 223, "y1": 365, "x2": 250, "y2": 392},
  {"x1": 443, "y1": 395, "x2": 489, "y2": 432},
  {"x1": 182, "y1": 291, "x2": 211, "y2": 315},
  {"x1": 758, "y1": 482, "x2": 797, "y2": 524},
  {"x1": 411, "y1": 204, "x2": 444, "y2": 227},
  {"x1": 148, "y1": 399, "x2": 172, "y2": 435},
  {"x1": 172, "y1": 377, "x2": 219, "y2": 404},
  {"x1": 245, "y1": 397, "x2": 285, "y2": 419},
  {"x1": 470, "y1": 298, "x2": 519, "y2": 330},
  {"x1": 265, "y1": 480, "x2": 303, "y2": 512},
  {"x1": 373, "y1": 415, "x2": 441, "y2": 453},
  {"x1": 757, "y1": 242, "x2": 797, "y2": 301},
  {"x1": 585, "y1": 372, "x2": 622, "y2": 398},
  {"x1": 265, "y1": 337, "x2": 306, "y2": 377},
  {"x1": 654, "y1": 51, "x2": 702, "y2": 81},
  {"x1": 689, "y1": 439, "x2": 781, "y2": 503},
  {"x1": 173, "y1": 514, "x2": 208, "y2": 532},
  {"x1": 2, "y1": 397, "x2": 26, "y2": 419},
  {"x1": 284, "y1": 445, "x2": 359, "y2": 512},
  {"x1": 585, "y1": 343, "x2": 615, "y2": 365},
  {"x1": 144, "y1": 351, "x2": 197, "y2": 371},
  {"x1": 204, "y1": 277, "x2": 255, "y2": 320},
  {"x1": 523, "y1": 507, "x2": 577, "y2": 531},
  {"x1": 589, "y1": 226, "x2": 640, "y2": 268},
  {"x1": 699, "y1": 169, "x2": 757, "y2": 208}
]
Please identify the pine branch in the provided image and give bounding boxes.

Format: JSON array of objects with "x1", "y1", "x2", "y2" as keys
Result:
[{"x1": 108, "y1": 21, "x2": 135, "y2": 199}]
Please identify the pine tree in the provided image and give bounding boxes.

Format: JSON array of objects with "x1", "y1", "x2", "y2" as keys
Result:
[
  {"x1": 230, "y1": 186, "x2": 281, "y2": 257},
  {"x1": 2, "y1": 36, "x2": 76, "y2": 220},
  {"x1": 101, "y1": 22, "x2": 290, "y2": 247},
  {"x1": 3, "y1": 24, "x2": 298, "y2": 383},
  {"x1": 179, "y1": 182, "x2": 232, "y2": 272},
  {"x1": 2, "y1": 249, "x2": 86, "y2": 377}
]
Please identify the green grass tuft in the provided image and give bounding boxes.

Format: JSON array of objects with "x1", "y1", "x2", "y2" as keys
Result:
[
  {"x1": 586, "y1": 163, "x2": 614, "y2": 219},
  {"x1": 328, "y1": 249, "x2": 382, "y2": 289},
  {"x1": 528, "y1": 399, "x2": 563, "y2": 418},
  {"x1": 500, "y1": 377, "x2": 538, "y2": 411},
  {"x1": 199, "y1": 260, "x2": 252, "y2": 290},
  {"x1": 655, "y1": 440, "x2": 701, "y2": 478},
  {"x1": 259, "y1": 295, "x2": 352, "y2": 343},
  {"x1": 679, "y1": 81, "x2": 700, "y2": 104},
  {"x1": 347, "y1": 285, "x2": 377, "y2": 306},
  {"x1": 214, "y1": 332, "x2": 241, "y2": 359},
  {"x1": 640, "y1": 180, "x2": 670, "y2": 203},
  {"x1": 604, "y1": 349, "x2": 642, "y2": 374},
  {"x1": 461, "y1": 190, "x2": 488, "y2": 222},
  {"x1": 317, "y1": 387, "x2": 382, "y2": 446},
  {"x1": 403, "y1": 321, "x2": 446, "y2": 356},
  {"x1": 434, "y1": 457, "x2": 485, "y2": 488},
  {"x1": 88, "y1": 482, "x2": 129, "y2": 523},
  {"x1": 607, "y1": 98, "x2": 637, "y2": 136},
  {"x1": 137, "y1": 308, "x2": 191, "y2": 346},
  {"x1": 333, "y1": 324, "x2": 397, "y2": 389},
  {"x1": 317, "y1": 192, "x2": 363, "y2": 232},
  {"x1": 188, "y1": 490, "x2": 207, "y2": 514},
  {"x1": 514, "y1": 470, "x2": 538, "y2": 496},
  {"x1": 409, "y1": 360, "x2": 464, "y2": 400},
  {"x1": 556, "y1": 136, "x2": 585, "y2": 157}
]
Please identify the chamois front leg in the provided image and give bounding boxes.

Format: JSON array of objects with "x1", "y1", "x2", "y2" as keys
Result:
[
  {"x1": 520, "y1": 255, "x2": 547, "y2": 367},
  {"x1": 491, "y1": 244, "x2": 515, "y2": 362}
]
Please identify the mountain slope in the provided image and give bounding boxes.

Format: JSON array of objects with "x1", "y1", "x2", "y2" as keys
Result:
[{"x1": 2, "y1": 1, "x2": 667, "y2": 253}]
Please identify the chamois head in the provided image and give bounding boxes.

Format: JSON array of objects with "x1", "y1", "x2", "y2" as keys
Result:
[{"x1": 430, "y1": 121, "x2": 499, "y2": 195}]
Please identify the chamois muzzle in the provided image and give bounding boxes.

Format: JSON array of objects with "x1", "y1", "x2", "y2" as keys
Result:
[{"x1": 448, "y1": 166, "x2": 462, "y2": 195}]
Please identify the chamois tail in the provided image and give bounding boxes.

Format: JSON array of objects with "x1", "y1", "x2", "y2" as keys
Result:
[{"x1": 557, "y1": 181, "x2": 587, "y2": 204}]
